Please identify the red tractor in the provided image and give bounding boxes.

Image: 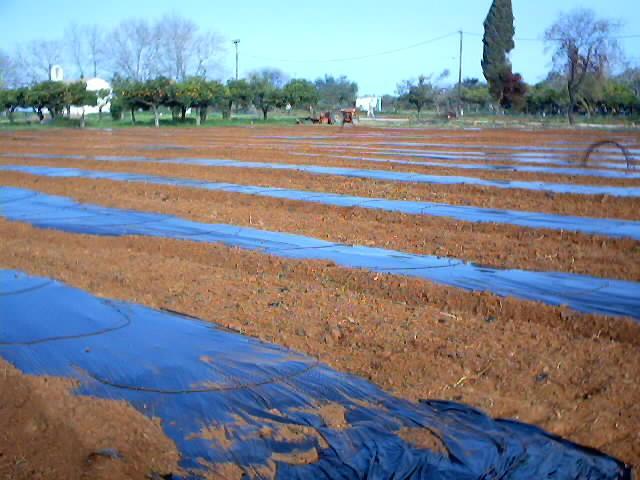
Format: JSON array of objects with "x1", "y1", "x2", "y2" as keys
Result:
[
  {"x1": 340, "y1": 108, "x2": 359, "y2": 126},
  {"x1": 297, "y1": 109, "x2": 359, "y2": 126}
]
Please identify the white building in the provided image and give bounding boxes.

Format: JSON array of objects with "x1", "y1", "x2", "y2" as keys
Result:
[
  {"x1": 49, "y1": 64, "x2": 64, "y2": 81},
  {"x1": 69, "y1": 76, "x2": 112, "y2": 117},
  {"x1": 48, "y1": 65, "x2": 112, "y2": 117},
  {"x1": 356, "y1": 96, "x2": 382, "y2": 117}
]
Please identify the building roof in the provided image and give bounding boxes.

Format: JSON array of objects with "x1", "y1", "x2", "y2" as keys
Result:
[{"x1": 85, "y1": 77, "x2": 111, "y2": 92}]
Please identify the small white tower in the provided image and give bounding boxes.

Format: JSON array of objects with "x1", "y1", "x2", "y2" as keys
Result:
[{"x1": 49, "y1": 64, "x2": 64, "y2": 81}]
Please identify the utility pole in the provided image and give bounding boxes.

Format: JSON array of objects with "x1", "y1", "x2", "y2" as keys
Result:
[
  {"x1": 458, "y1": 30, "x2": 463, "y2": 117},
  {"x1": 233, "y1": 39, "x2": 240, "y2": 80}
]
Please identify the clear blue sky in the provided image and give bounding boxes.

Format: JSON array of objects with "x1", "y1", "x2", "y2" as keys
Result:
[{"x1": 1, "y1": 0, "x2": 638, "y2": 94}]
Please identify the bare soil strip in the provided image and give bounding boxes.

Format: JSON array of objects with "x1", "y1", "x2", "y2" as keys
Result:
[
  {"x1": 2, "y1": 155, "x2": 640, "y2": 220},
  {"x1": 2, "y1": 171, "x2": 639, "y2": 281},
  {"x1": 5, "y1": 143, "x2": 640, "y2": 187},
  {"x1": 2, "y1": 125, "x2": 637, "y2": 151},
  {"x1": 0, "y1": 358, "x2": 181, "y2": 479},
  {"x1": 1, "y1": 221, "x2": 638, "y2": 468}
]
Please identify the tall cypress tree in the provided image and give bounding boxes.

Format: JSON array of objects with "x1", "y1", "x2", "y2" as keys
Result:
[{"x1": 482, "y1": 0, "x2": 515, "y2": 102}]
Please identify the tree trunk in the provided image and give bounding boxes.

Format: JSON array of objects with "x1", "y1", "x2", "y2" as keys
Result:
[
  {"x1": 153, "y1": 105, "x2": 160, "y2": 128},
  {"x1": 416, "y1": 108, "x2": 421, "y2": 120},
  {"x1": 195, "y1": 107, "x2": 201, "y2": 126},
  {"x1": 567, "y1": 84, "x2": 576, "y2": 126},
  {"x1": 131, "y1": 108, "x2": 136, "y2": 124},
  {"x1": 98, "y1": 107, "x2": 102, "y2": 122},
  {"x1": 223, "y1": 100, "x2": 233, "y2": 119},
  {"x1": 80, "y1": 110, "x2": 86, "y2": 129},
  {"x1": 181, "y1": 106, "x2": 187, "y2": 121},
  {"x1": 262, "y1": 108, "x2": 268, "y2": 121},
  {"x1": 200, "y1": 106, "x2": 208, "y2": 124},
  {"x1": 8, "y1": 108, "x2": 14, "y2": 123},
  {"x1": 580, "y1": 98, "x2": 592, "y2": 119}
]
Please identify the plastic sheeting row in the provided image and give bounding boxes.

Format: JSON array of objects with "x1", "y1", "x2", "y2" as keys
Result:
[
  {"x1": 0, "y1": 270, "x2": 631, "y2": 479},
  {"x1": 254, "y1": 136, "x2": 638, "y2": 156},
  {"x1": 282, "y1": 143, "x2": 637, "y2": 170},
  {"x1": 3, "y1": 164, "x2": 640, "y2": 241},
  {"x1": 276, "y1": 144, "x2": 631, "y2": 170},
  {"x1": 1, "y1": 186, "x2": 639, "y2": 321},
  {"x1": 290, "y1": 152, "x2": 640, "y2": 179},
  {"x1": 201, "y1": 142, "x2": 632, "y2": 170},
  {"x1": 5, "y1": 152, "x2": 640, "y2": 197}
]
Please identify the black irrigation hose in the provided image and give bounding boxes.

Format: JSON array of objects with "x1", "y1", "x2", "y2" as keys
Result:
[
  {"x1": 582, "y1": 140, "x2": 637, "y2": 170},
  {"x1": 0, "y1": 280, "x2": 53, "y2": 297},
  {"x1": 0, "y1": 192, "x2": 41, "y2": 205},
  {"x1": 86, "y1": 359, "x2": 321, "y2": 395},
  {"x1": 0, "y1": 300, "x2": 132, "y2": 346}
]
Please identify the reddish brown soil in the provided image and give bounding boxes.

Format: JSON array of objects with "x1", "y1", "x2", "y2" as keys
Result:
[
  {"x1": 4, "y1": 140, "x2": 640, "y2": 187},
  {"x1": 2, "y1": 171, "x2": 639, "y2": 281},
  {"x1": 0, "y1": 358, "x2": 180, "y2": 479},
  {"x1": 0, "y1": 220, "x2": 638, "y2": 470},
  {"x1": 398, "y1": 428, "x2": 448, "y2": 456},
  {"x1": 1, "y1": 126, "x2": 639, "y2": 474},
  {"x1": 3, "y1": 152, "x2": 640, "y2": 221}
]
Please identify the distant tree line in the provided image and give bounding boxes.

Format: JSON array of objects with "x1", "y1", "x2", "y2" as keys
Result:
[
  {"x1": 1, "y1": 7, "x2": 638, "y2": 126},
  {"x1": 0, "y1": 69, "x2": 359, "y2": 128},
  {"x1": 390, "y1": 68, "x2": 639, "y2": 119},
  {"x1": 0, "y1": 80, "x2": 106, "y2": 127},
  {"x1": 110, "y1": 70, "x2": 360, "y2": 127}
]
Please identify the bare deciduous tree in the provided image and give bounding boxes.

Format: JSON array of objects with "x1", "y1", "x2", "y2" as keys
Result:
[
  {"x1": 154, "y1": 13, "x2": 224, "y2": 80},
  {"x1": 156, "y1": 14, "x2": 195, "y2": 81},
  {"x1": 0, "y1": 50, "x2": 12, "y2": 88},
  {"x1": 86, "y1": 25, "x2": 104, "y2": 78},
  {"x1": 107, "y1": 19, "x2": 159, "y2": 81},
  {"x1": 193, "y1": 31, "x2": 224, "y2": 78},
  {"x1": 16, "y1": 39, "x2": 64, "y2": 83},
  {"x1": 65, "y1": 23, "x2": 86, "y2": 78},
  {"x1": 545, "y1": 8, "x2": 622, "y2": 124}
]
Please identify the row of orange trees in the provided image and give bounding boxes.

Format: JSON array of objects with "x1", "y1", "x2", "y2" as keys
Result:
[{"x1": 112, "y1": 75, "x2": 321, "y2": 127}]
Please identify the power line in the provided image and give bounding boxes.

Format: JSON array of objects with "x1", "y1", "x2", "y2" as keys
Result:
[
  {"x1": 246, "y1": 31, "x2": 459, "y2": 64},
  {"x1": 463, "y1": 31, "x2": 542, "y2": 42},
  {"x1": 463, "y1": 31, "x2": 640, "y2": 42},
  {"x1": 243, "y1": 30, "x2": 640, "y2": 66}
]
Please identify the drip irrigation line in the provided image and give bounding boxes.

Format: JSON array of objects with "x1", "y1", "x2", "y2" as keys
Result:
[
  {"x1": 0, "y1": 300, "x2": 132, "y2": 346},
  {"x1": 0, "y1": 280, "x2": 53, "y2": 297},
  {"x1": 374, "y1": 263, "x2": 464, "y2": 272},
  {"x1": 583, "y1": 140, "x2": 637, "y2": 170},
  {"x1": 86, "y1": 359, "x2": 320, "y2": 395},
  {"x1": 0, "y1": 192, "x2": 40, "y2": 205}
]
